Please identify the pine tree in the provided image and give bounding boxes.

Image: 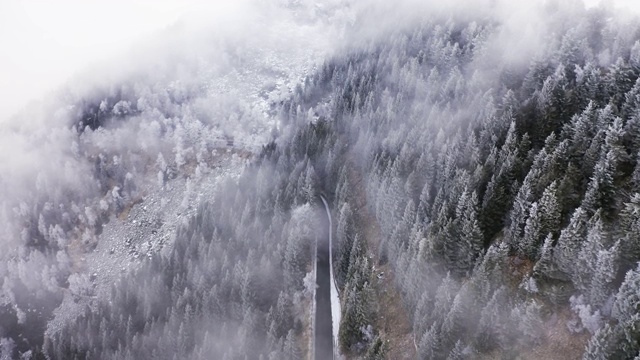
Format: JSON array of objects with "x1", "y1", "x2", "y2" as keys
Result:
[
  {"x1": 418, "y1": 323, "x2": 443, "y2": 360},
  {"x1": 634, "y1": 161, "x2": 640, "y2": 192},
  {"x1": 575, "y1": 64, "x2": 605, "y2": 109},
  {"x1": 612, "y1": 264, "x2": 640, "y2": 324},
  {"x1": 619, "y1": 194, "x2": 640, "y2": 269},
  {"x1": 339, "y1": 285, "x2": 366, "y2": 352},
  {"x1": 603, "y1": 116, "x2": 629, "y2": 169},
  {"x1": 568, "y1": 103, "x2": 598, "y2": 166},
  {"x1": 557, "y1": 162, "x2": 582, "y2": 214},
  {"x1": 364, "y1": 335, "x2": 388, "y2": 360},
  {"x1": 533, "y1": 233, "x2": 556, "y2": 278},
  {"x1": 446, "y1": 340, "x2": 465, "y2": 360},
  {"x1": 539, "y1": 181, "x2": 562, "y2": 237},
  {"x1": 284, "y1": 229, "x2": 305, "y2": 291},
  {"x1": 390, "y1": 200, "x2": 416, "y2": 260},
  {"x1": 513, "y1": 300, "x2": 544, "y2": 346},
  {"x1": 622, "y1": 78, "x2": 640, "y2": 120},
  {"x1": 302, "y1": 164, "x2": 317, "y2": 203},
  {"x1": 405, "y1": 170, "x2": 422, "y2": 204},
  {"x1": 626, "y1": 114, "x2": 640, "y2": 160},
  {"x1": 346, "y1": 234, "x2": 364, "y2": 284},
  {"x1": 575, "y1": 212, "x2": 606, "y2": 294},
  {"x1": 555, "y1": 207, "x2": 589, "y2": 277},
  {"x1": 519, "y1": 202, "x2": 543, "y2": 259},
  {"x1": 588, "y1": 240, "x2": 620, "y2": 308},
  {"x1": 336, "y1": 203, "x2": 355, "y2": 286},
  {"x1": 583, "y1": 324, "x2": 619, "y2": 360},
  {"x1": 506, "y1": 177, "x2": 534, "y2": 253},
  {"x1": 538, "y1": 65, "x2": 570, "y2": 136},
  {"x1": 475, "y1": 287, "x2": 508, "y2": 351},
  {"x1": 418, "y1": 176, "x2": 434, "y2": 221},
  {"x1": 608, "y1": 265, "x2": 640, "y2": 358},
  {"x1": 582, "y1": 152, "x2": 616, "y2": 219},
  {"x1": 441, "y1": 288, "x2": 471, "y2": 352},
  {"x1": 606, "y1": 57, "x2": 638, "y2": 110},
  {"x1": 283, "y1": 330, "x2": 299, "y2": 360},
  {"x1": 453, "y1": 190, "x2": 484, "y2": 275},
  {"x1": 480, "y1": 172, "x2": 510, "y2": 243},
  {"x1": 413, "y1": 290, "x2": 435, "y2": 339}
]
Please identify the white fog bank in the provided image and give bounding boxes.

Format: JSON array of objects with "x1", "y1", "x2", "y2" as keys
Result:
[{"x1": 0, "y1": 0, "x2": 192, "y2": 122}]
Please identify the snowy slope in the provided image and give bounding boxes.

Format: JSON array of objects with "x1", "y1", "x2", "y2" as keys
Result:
[{"x1": 0, "y1": 0, "x2": 353, "y2": 346}]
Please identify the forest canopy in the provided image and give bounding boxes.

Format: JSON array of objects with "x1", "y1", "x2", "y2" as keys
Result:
[{"x1": 2, "y1": 0, "x2": 640, "y2": 359}]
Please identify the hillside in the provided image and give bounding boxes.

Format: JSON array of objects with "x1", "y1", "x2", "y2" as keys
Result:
[{"x1": 2, "y1": 1, "x2": 640, "y2": 359}]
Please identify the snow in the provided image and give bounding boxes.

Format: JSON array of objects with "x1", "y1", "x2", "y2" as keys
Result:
[
  {"x1": 41, "y1": 0, "x2": 352, "y2": 342},
  {"x1": 46, "y1": 153, "x2": 244, "y2": 337}
]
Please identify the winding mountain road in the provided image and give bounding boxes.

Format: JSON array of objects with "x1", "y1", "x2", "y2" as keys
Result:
[{"x1": 316, "y1": 196, "x2": 341, "y2": 360}]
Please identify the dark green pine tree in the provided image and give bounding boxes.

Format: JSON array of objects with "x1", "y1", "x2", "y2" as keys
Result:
[
  {"x1": 454, "y1": 190, "x2": 484, "y2": 276},
  {"x1": 336, "y1": 202, "x2": 355, "y2": 286},
  {"x1": 519, "y1": 202, "x2": 543, "y2": 260}
]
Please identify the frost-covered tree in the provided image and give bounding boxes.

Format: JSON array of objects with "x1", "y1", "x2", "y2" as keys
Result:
[{"x1": 519, "y1": 202, "x2": 543, "y2": 259}]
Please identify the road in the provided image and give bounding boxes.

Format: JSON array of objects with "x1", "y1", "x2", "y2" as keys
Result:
[
  {"x1": 316, "y1": 196, "x2": 341, "y2": 360},
  {"x1": 315, "y1": 229, "x2": 333, "y2": 360}
]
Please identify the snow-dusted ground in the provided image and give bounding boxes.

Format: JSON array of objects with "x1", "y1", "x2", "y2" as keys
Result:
[
  {"x1": 46, "y1": 153, "x2": 245, "y2": 336},
  {"x1": 180, "y1": 1, "x2": 351, "y2": 149}
]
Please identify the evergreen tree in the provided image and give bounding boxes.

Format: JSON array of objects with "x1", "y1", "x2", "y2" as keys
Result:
[
  {"x1": 575, "y1": 212, "x2": 606, "y2": 294},
  {"x1": 555, "y1": 207, "x2": 589, "y2": 277},
  {"x1": 533, "y1": 233, "x2": 556, "y2": 279},
  {"x1": 506, "y1": 177, "x2": 533, "y2": 253},
  {"x1": 583, "y1": 324, "x2": 619, "y2": 360},
  {"x1": 519, "y1": 202, "x2": 543, "y2": 260},
  {"x1": 364, "y1": 336, "x2": 388, "y2": 360},
  {"x1": 336, "y1": 203, "x2": 355, "y2": 286},
  {"x1": 418, "y1": 323, "x2": 443, "y2": 360},
  {"x1": 513, "y1": 300, "x2": 544, "y2": 346},
  {"x1": 283, "y1": 330, "x2": 300, "y2": 360},
  {"x1": 446, "y1": 339, "x2": 466, "y2": 360},
  {"x1": 620, "y1": 194, "x2": 640, "y2": 269},
  {"x1": 476, "y1": 287, "x2": 509, "y2": 351},
  {"x1": 339, "y1": 286, "x2": 366, "y2": 352},
  {"x1": 454, "y1": 190, "x2": 484, "y2": 275},
  {"x1": 588, "y1": 240, "x2": 620, "y2": 308},
  {"x1": 606, "y1": 58, "x2": 638, "y2": 110},
  {"x1": 302, "y1": 164, "x2": 317, "y2": 203},
  {"x1": 612, "y1": 264, "x2": 640, "y2": 325},
  {"x1": 539, "y1": 181, "x2": 562, "y2": 237}
]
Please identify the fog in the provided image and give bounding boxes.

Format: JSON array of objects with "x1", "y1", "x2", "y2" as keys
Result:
[
  {"x1": 1, "y1": 0, "x2": 640, "y2": 358},
  {"x1": 2, "y1": 0, "x2": 639, "y2": 122},
  {"x1": 585, "y1": 0, "x2": 640, "y2": 10},
  {"x1": 0, "y1": 2, "x2": 341, "y2": 357},
  {"x1": 0, "y1": 0, "x2": 191, "y2": 122}
]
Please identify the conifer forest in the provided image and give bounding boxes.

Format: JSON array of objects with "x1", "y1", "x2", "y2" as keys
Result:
[{"x1": 2, "y1": 1, "x2": 640, "y2": 359}]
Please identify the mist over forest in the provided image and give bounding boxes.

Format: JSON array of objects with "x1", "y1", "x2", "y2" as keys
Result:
[{"x1": 2, "y1": 0, "x2": 640, "y2": 359}]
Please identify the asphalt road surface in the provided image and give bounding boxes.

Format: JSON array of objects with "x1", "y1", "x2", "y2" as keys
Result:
[{"x1": 315, "y1": 201, "x2": 334, "y2": 360}]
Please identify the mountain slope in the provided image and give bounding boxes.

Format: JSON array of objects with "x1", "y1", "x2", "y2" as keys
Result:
[{"x1": 3, "y1": 1, "x2": 640, "y2": 359}]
